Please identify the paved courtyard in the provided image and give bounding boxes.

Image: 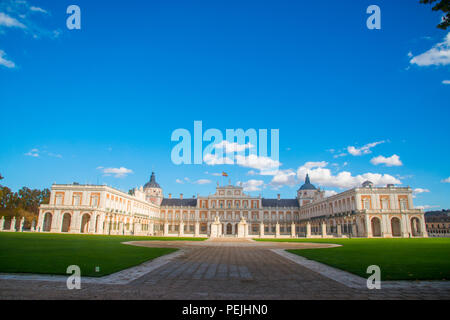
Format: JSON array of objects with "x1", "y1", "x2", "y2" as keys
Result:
[{"x1": 1, "y1": 238, "x2": 449, "y2": 300}]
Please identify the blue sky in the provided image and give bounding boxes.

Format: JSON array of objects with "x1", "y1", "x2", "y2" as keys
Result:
[{"x1": 0, "y1": 0, "x2": 449, "y2": 209}]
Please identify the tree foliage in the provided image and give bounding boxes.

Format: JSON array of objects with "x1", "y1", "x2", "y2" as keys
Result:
[
  {"x1": 420, "y1": 0, "x2": 450, "y2": 30},
  {"x1": 0, "y1": 174, "x2": 50, "y2": 228}
]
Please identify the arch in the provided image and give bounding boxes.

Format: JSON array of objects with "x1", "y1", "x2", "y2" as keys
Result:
[
  {"x1": 371, "y1": 217, "x2": 382, "y2": 237},
  {"x1": 43, "y1": 212, "x2": 52, "y2": 232},
  {"x1": 226, "y1": 223, "x2": 232, "y2": 235},
  {"x1": 80, "y1": 213, "x2": 91, "y2": 233},
  {"x1": 411, "y1": 217, "x2": 421, "y2": 237},
  {"x1": 391, "y1": 217, "x2": 401, "y2": 237},
  {"x1": 61, "y1": 213, "x2": 71, "y2": 233}
]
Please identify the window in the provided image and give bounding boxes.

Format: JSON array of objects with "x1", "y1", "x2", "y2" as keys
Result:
[
  {"x1": 73, "y1": 193, "x2": 81, "y2": 206},
  {"x1": 90, "y1": 194, "x2": 99, "y2": 207},
  {"x1": 381, "y1": 197, "x2": 389, "y2": 209},
  {"x1": 55, "y1": 193, "x2": 64, "y2": 205},
  {"x1": 363, "y1": 199, "x2": 370, "y2": 209},
  {"x1": 399, "y1": 198, "x2": 408, "y2": 210}
]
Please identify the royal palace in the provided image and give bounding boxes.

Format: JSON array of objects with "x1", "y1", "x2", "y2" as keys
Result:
[{"x1": 26, "y1": 172, "x2": 427, "y2": 238}]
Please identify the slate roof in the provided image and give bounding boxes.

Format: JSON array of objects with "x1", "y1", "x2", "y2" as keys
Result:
[
  {"x1": 144, "y1": 172, "x2": 161, "y2": 189},
  {"x1": 298, "y1": 174, "x2": 317, "y2": 191},
  {"x1": 261, "y1": 198, "x2": 299, "y2": 208},
  {"x1": 161, "y1": 198, "x2": 198, "y2": 207}
]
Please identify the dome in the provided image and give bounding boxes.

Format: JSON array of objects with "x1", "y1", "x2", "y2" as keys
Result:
[
  {"x1": 144, "y1": 172, "x2": 161, "y2": 189},
  {"x1": 362, "y1": 180, "x2": 374, "y2": 188},
  {"x1": 298, "y1": 174, "x2": 317, "y2": 191}
]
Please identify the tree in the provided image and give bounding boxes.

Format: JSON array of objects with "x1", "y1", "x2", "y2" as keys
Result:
[{"x1": 420, "y1": 0, "x2": 450, "y2": 30}]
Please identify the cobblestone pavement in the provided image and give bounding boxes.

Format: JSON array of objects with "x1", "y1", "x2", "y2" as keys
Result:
[{"x1": 1, "y1": 238, "x2": 449, "y2": 300}]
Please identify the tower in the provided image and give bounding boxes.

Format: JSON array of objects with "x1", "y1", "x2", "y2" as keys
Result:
[
  {"x1": 297, "y1": 174, "x2": 320, "y2": 206},
  {"x1": 143, "y1": 172, "x2": 163, "y2": 205}
]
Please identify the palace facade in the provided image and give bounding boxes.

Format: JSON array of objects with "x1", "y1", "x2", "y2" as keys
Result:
[{"x1": 29, "y1": 172, "x2": 427, "y2": 238}]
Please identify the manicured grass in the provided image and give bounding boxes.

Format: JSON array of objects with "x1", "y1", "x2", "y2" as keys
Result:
[
  {"x1": 255, "y1": 238, "x2": 450, "y2": 281},
  {"x1": 0, "y1": 233, "x2": 205, "y2": 277}
]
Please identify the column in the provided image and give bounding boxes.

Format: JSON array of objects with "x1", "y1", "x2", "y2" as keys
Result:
[
  {"x1": 401, "y1": 213, "x2": 409, "y2": 237},
  {"x1": 275, "y1": 222, "x2": 280, "y2": 238},
  {"x1": 10, "y1": 217, "x2": 16, "y2": 231},
  {"x1": 163, "y1": 222, "x2": 169, "y2": 236},
  {"x1": 259, "y1": 222, "x2": 264, "y2": 237},
  {"x1": 337, "y1": 223, "x2": 342, "y2": 237},
  {"x1": 321, "y1": 221, "x2": 327, "y2": 238},
  {"x1": 306, "y1": 222, "x2": 311, "y2": 238},
  {"x1": 291, "y1": 222, "x2": 296, "y2": 237},
  {"x1": 149, "y1": 221, "x2": 155, "y2": 236},
  {"x1": 103, "y1": 216, "x2": 110, "y2": 235},
  {"x1": 364, "y1": 214, "x2": 372, "y2": 238},
  {"x1": 98, "y1": 214, "x2": 105, "y2": 234},
  {"x1": 119, "y1": 219, "x2": 124, "y2": 235},
  {"x1": 0, "y1": 216, "x2": 4, "y2": 231},
  {"x1": 351, "y1": 222, "x2": 357, "y2": 237},
  {"x1": 420, "y1": 216, "x2": 428, "y2": 238},
  {"x1": 382, "y1": 215, "x2": 391, "y2": 238},
  {"x1": 50, "y1": 211, "x2": 60, "y2": 233},
  {"x1": 194, "y1": 221, "x2": 200, "y2": 237},
  {"x1": 179, "y1": 221, "x2": 184, "y2": 236}
]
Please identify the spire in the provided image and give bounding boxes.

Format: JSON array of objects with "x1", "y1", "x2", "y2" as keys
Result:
[
  {"x1": 305, "y1": 173, "x2": 311, "y2": 185},
  {"x1": 144, "y1": 171, "x2": 161, "y2": 189}
]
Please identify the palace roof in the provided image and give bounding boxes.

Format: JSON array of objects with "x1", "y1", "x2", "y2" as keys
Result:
[
  {"x1": 161, "y1": 198, "x2": 198, "y2": 207},
  {"x1": 261, "y1": 199, "x2": 299, "y2": 208}
]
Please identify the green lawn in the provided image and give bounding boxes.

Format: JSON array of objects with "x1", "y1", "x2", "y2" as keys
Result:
[
  {"x1": 255, "y1": 238, "x2": 450, "y2": 281},
  {"x1": 0, "y1": 233, "x2": 206, "y2": 277}
]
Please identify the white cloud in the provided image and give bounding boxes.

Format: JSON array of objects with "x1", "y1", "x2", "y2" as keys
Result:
[
  {"x1": 47, "y1": 152, "x2": 62, "y2": 158},
  {"x1": 0, "y1": 50, "x2": 15, "y2": 68},
  {"x1": 333, "y1": 153, "x2": 347, "y2": 158},
  {"x1": 296, "y1": 161, "x2": 401, "y2": 189},
  {"x1": 240, "y1": 179, "x2": 264, "y2": 192},
  {"x1": 0, "y1": 12, "x2": 26, "y2": 28},
  {"x1": 413, "y1": 188, "x2": 430, "y2": 194},
  {"x1": 0, "y1": 1, "x2": 59, "y2": 39},
  {"x1": 24, "y1": 148, "x2": 39, "y2": 157},
  {"x1": 441, "y1": 177, "x2": 450, "y2": 183},
  {"x1": 347, "y1": 141, "x2": 385, "y2": 156},
  {"x1": 370, "y1": 154, "x2": 403, "y2": 167},
  {"x1": 407, "y1": 51, "x2": 413, "y2": 58},
  {"x1": 175, "y1": 179, "x2": 184, "y2": 184},
  {"x1": 214, "y1": 141, "x2": 254, "y2": 153},
  {"x1": 30, "y1": 6, "x2": 47, "y2": 14},
  {"x1": 324, "y1": 190, "x2": 338, "y2": 197},
  {"x1": 203, "y1": 153, "x2": 234, "y2": 165},
  {"x1": 269, "y1": 169, "x2": 297, "y2": 188},
  {"x1": 443, "y1": 80, "x2": 450, "y2": 85},
  {"x1": 410, "y1": 32, "x2": 450, "y2": 66},
  {"x1": 236, "y1": 154, "x2": 281, "y2": 171},
  {"x1": 204, "y1": 153, "x2": 281, "y2": 172},
  {"x1": 204, "y1": 171, "x2": 222, "y2": 176},
  {"x1": 194, "y1": 179, "x2": 212, "y2": 185},
  {"x1": 416, "y1": 205, "x2": 440, "y2": 210},
  {"x1": 98, "y1": 167, "x2": 133, "y2": 178}
]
